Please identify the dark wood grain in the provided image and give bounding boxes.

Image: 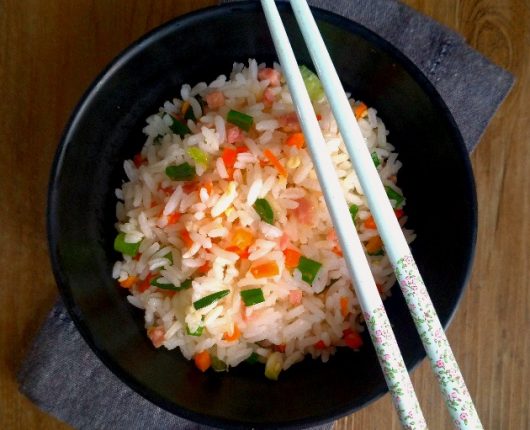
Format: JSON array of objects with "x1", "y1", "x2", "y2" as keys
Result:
[{"x1": 0, "y1": 1, "x2": 528, "y2": 429}]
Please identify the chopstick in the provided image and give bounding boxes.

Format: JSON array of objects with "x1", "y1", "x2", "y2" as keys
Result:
[
  {"x1": 260, "y1": 1, "x2": 427, "y2": 428},
  {"x1": 264, "y1": 0, "x2": 484, "y2": 428}
]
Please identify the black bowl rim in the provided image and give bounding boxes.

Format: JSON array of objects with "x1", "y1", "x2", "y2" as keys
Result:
[{"x1": 47, "y1": 1, "x2": 477, "y2": 428}]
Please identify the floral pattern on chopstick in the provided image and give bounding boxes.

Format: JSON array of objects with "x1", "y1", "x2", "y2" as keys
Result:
[
  {"x1": 395, "y1": 254, "x2": 483, "y2": 429},
  {"x1": 363, "y1": 304, "x2": 426, "y2": 430}
]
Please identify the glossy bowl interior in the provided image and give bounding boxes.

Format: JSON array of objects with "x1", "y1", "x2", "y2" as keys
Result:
[{"x1": 48, "y1": 2, "x2": 476, "y2": 428}]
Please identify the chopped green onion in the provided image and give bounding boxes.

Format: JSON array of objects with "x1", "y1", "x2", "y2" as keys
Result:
[
  {"x1": 240, "y1": 288, "x2": 265, "y2": 306},
  {"x1": 193, "y1": 290, "x2": 230, "y2": 310},
  {"x1": 385, "y1": 186, "x2": 404, "y2": 208},
  {"x1": 168, "y1": 115, "x2": 191, "y2": 138},
  {"x1": 264, "y1": 352, "x2": 283, "y2": 381},
  {"x1": 184, "y1": 105, "x2": 196, "y2": 121},
  {"x1": 150, "y1": 277, "x2": 192, "y2": 291},
  {"x1": 349, "y1": 204, "x2": 359, "y2": 221},
  {"x1": 253, "y1": 198, "x2": 274, "y2": 224},
  {"x1": 186, "y1": 324, "x2": 204, "y2": 337},
  {"x1": 165, "y1": 162, "x2": 195, "y2": 181},
  {"x1": 113, "y1": 233, "x2": 141, "y2": 256},
  {"x1": 297, "y1": 256, "x2": 322, "y2": 285},
  {"x1": 211, "y1": 356, "x2": 228, "y2": 372},
  {"x1": 368, "y1": 249, "x2": 385, "y2": 256},
  {"x1": 227, "y1": 109, "x2": 253, "y2": 132},
  {"x1": 371, "y1": 152, "x2": 380, "y2": 167},
  {"x1": 163, "y1": 252, "x2": 173, "y2": 265},
  {"x1": 186, "y1": 147, "x2": 209, "y2": 166},
  {"x1": 299, "y1": 65, "x2": 325, "y2": 102},
  {"x1": 246, "y1": 352, "x2": 260, "y2": 364}
]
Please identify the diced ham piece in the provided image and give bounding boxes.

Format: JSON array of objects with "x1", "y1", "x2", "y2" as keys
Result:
[
  {"x1": 289, "y1": 290, "x2": 303, "y2": 306},
  {"x1": 294, "y1": 197, "x2": 314, "y2": 225},
  {"x1": 262, "y1": 87, "x2": 276, "y2": 107},
  {"x1": 147, "y1": 327, "x2": 165, "y2": 348},
  {"x1": 279, "y1": 233, "x2": 290, "y2": 251},
  {"x1": 206, "y1": 91, "x2": 225, "y2": 109},
  {"x1": 258, "y1": 67, "x2": 281, "y2": 86},
  {"x1": 226, "y1": 125, "x2": 243, "y2": 144},
  {"x1": 279, "y1": 112, "x2": 301, "y2": 132}
]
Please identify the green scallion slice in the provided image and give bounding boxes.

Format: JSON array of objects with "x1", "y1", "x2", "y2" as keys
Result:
[
  {"x1": 240, "y1": 288, "x2": 265, "y2": 306},
  {"x1": 150, "y1": 277, "x2": 192, "y2": 291},
  {"x1": 186, "y1": 147, "x2": 209, "y2": 166},
  {"x1": 227, "y1": 109, "x2": 253, "y2": 132},
  {"x1": 349, "y1": 204, "x2": 359, "y2": 221},
  {"x1": 186, "y1": 324, "x2": 204, "y2": 337},
  {"x1": 253, "y1": 198, "x2": 274, "y2": 224},
  {"x1": 168, "y1": 115, "x2": 191, "y2": 138},
  {"x1": 211, "y1": 356, "x2": 228, "y2": 372},
  {"x1": 113, "y1": 233, "x2": 141, "y2": 256},
  {"x1": 385, "y1": 186, "x2": 404, "y2": 208},
  {"x1": 368, "y1": 249, "x2": 385, "y2": 256},
  {"x1": 297, "y1": 256, "x2": 322, "y2": 285},
  {"x1": 299, "y1": 65, "x2": 325, "y2": 102},
  {"x1": 184, "y1": 105, "x2": 196, "y2": 121},
  {"x1": 165, "y1": 162, "x2": 196, "y2": 181},
  {"x1": 193, "y1": 290, "x2": 230, "y2": 310},
  {"x1": 371, "y1": 151, "x2": 380, "y2": 167},
  {"x1": 246, "y1": 352, "x2": 260, "y2": 364},
  {"x1": 163, "y1": 252, "x2": 173, "y2": 265}
]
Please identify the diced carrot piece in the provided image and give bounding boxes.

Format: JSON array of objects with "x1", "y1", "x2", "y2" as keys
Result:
[
  {"x1": 394, "y1": 208, "x2": 404, "y2": 218},
  {"x1": 354, "y1": 102, "x2": 368, "y2": 119},
  {"x1": 343, "y1": 329, "x2": 363, "y2": 349},
  {"x1": 235, "y1": 145, "x2": 249, "y2": 154},
  {"x1": 223, "y1": 324, "x2": 241, "y2": 342},
  {"x1": 181, "y1": 100, "x2": 191, "y2": 115},
  {"x1": 194, "y1": 350, "x2": 211, "y2": 372},
  {"x1": 133, "y1": 153, "x2": 144, "y2": 168},
  {"x1": 273, "y1": 344, "x2": 286, "y2": 353},
  {"x1": 365, "y1": 236, "x2": 383, "y2": 254},
  {"x1": 316, "y1": 114, "x2": 322, "y2": 121},
  {"x1": 314, "y1": 340, "x2": 326, "y2": 350},
  {"x1": 183, "y1": 182, "x2": 198, "y2": 194},
  {"x1": 167, "y1": 212, "x2": 181, "y2": 225},
  {"x1": 225, "y1": 245, "x2": 249, "y2": 259},
  {"x1": 340, "y1": 297, "x2": 349, "y2": 318},
  {"x1": 250, "y1": 261, "x2": 279, "y2": 278},
  {"x1": 332, "y1": 245, "x2": 343, "y2": 256},
  {"x1": 364, "y1": 216, "x2": 377, "y2": 229},
  {"x1": 230, "y1": 228, "x2": 254, "y2": 250},
  {"x1": 181, "y1": 229, "x2": 193, "y2": 248},
  {"x1": 147, "y1": 326, "x2": 165, "y2": 348},
  {"x1": 201, "y1": 181, "x2": 213, "y2": 195},
  {"x1": 263, "y1": 149, "x2": 287, "y2": 176},
  {"x1": 283, "y1": 248, "x2": 301, "y2": 269},
  {"x1": 376, "y1": 283, "x2": 384, "y2": 293},
  {"x1": 285, "y1": 132, "x2": 305, "y2": 149},
  {"x1": 161, "y1": 186, "x2": 173, "y2": 196},
  {"x1": 139, "y1": 273, "x2": 155, "y2": 293},
  {"x1": 288, "y1": 290, "x2": 303, "y2": 306},
  {"x1": 197, "y1": 261, "x2": 210, "y2": 274},
  {"x1": 222, "y1": 147, "x2": 238, "y2": 168},
  {"x1": 119, "y1": 276, "x2": 138, "y2": 289}
]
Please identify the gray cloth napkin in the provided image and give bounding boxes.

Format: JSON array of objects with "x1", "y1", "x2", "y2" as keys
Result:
[{"x1": 18, "y1": 1, "x2": 513, "y2": 429}]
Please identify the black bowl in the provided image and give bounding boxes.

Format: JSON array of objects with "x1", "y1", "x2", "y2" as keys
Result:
[{"x1": 48, "y1": 2, "x2": 477, "y2": 428}]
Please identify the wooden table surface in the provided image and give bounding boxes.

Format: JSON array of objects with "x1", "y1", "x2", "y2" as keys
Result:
[{"x1": 1, "y1": 1, "x2": 528, "y2": 429}]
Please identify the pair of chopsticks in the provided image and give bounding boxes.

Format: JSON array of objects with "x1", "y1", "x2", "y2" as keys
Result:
[{"x1": 261, "y1": 1, "x2": 483, "y2": 428}]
